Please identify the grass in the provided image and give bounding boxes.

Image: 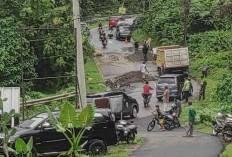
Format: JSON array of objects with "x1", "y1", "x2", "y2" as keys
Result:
[
  {"x1": 180, "y1": 68, "x2": 228, "y2": 134},
  {"x1": 220, "y1": 144, "x2": 232, "y2": 157},
  {"x1": 88, "y1": 21, "x2": 108, "y2": 29},
  {"x1": 85, "y1": 57, "x2": 107, "y2": 94},
  {"x1": 83, "y1": 137, "x2": 143, "y2": 157}
]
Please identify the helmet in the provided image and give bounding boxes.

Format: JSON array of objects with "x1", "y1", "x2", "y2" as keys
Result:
[{"x1": 216, "y1": 112, "x2": 223, "y2": 118}]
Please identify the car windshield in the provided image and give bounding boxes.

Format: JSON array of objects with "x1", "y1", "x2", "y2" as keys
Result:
[
  {"x1": 110, "y1": 17, "x2": 118, "y2": 21},
  {"x1": 158, "y1": 77, "x2": 175, "y2": 84},
  {"x1": 19, "y1": 113, "x2": 47, "y2": 128}
]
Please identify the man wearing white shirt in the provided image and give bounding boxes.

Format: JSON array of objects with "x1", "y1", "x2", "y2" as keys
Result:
[{"x1": 140, "y1": 62, "x2": 149, "y2": 82}]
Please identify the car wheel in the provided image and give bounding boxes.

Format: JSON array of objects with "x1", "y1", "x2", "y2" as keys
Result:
[
  {"x1": 88, "y1": 140, "x2": 107, "y2": 155},
  {"x1": 130, "y1": 106, "x2": 137, "y2": 118}
]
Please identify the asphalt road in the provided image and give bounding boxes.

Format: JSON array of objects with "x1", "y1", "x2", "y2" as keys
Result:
[{"x1": 90, "y1": 22, "x2": 223, "y2": 157}]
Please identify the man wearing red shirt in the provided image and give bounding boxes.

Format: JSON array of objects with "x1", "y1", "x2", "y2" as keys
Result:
[{"x1": 142, "y1": 81, "x2": 153, "y2": 107}]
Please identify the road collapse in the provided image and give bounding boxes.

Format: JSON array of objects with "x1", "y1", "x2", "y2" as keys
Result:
[{"x1": 105, "y1": 71, "x2": 157, "y2": 90}]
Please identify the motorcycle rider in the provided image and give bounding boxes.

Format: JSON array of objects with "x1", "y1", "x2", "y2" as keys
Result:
[
  {"x1": 142, "y1": 81, "x2": 153, "y2": 107},
  {"x1": 152, "y1": 105, "x2": 164, "y2": 131},
  {"x1": 98, "y1": 21, "x2": 102, "y2": 28},
  {"x1": 102, "y1": 35, "x2": 107, "y2": 47}
]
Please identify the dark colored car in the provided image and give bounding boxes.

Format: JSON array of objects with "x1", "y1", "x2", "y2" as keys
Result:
[
  {"x1": 115, "y1": 26, "x2": 131, "y2": 41},
  {"x1": 156, "y1": 74, "x2": 185, "y2": 101},
  {"x1": 0, "y1": 109, "x2": 117, "y2": 156},
  {"x1": 87, "y1": 91, "x2": 139, "y2": 120}
]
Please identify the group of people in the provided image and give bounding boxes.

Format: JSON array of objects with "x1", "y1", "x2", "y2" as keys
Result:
[
  {"x1": 98, "y1": 22, "x2": 108, "y2": 46},
  {"x1": 134, "y1": 38, "x2": 157, "y2": 62}
]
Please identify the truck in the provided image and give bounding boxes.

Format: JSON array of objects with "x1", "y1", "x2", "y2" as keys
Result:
[{"x1": 156, "y1": 45, "x2": 190, "y2": 76}]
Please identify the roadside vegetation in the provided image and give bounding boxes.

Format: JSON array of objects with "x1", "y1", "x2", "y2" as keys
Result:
[
  {"x1": 132, "y1": 0, "x2": 232, "y2": 154},
  {"x1": 221, "y1": 144, "x2": 232, "y2": 157},
  {"x1": 132, "y1": 0, "x2": 232, "y2": 131}
]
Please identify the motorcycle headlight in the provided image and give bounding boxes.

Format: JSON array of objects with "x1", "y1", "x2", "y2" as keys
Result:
[{"x1": 124, "y1": 130, "x2": 128, "y2": 136}]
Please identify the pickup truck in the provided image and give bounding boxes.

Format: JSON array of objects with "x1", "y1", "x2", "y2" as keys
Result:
[{"x1": 156, "y1": 46, "x2": 190, "y2": 76}]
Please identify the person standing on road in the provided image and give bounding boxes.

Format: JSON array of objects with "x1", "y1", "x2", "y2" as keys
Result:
[
  {"x1": 152, "y1": 46, "x2": 157, "y2": 63},
  {"x1": 183, "y1": 78, "x2": 191, "y2": 103},
  {"x1": 142, "y1": 44, "x2": 148, "y2": 62},
  {"x1": 174, "y1": 98, "x2": 182, "y2": 118},
  {"x1": 188, "y1": 78, "x2": 193, "y2": 96},
  {"x1": 185, "y1": 101, "x2": 196, "y2": 137},
  {"x1": 162, "y1": 86, "x2": 170, "y2": 111},
  {"x1": 134, "y1": 41, "x2": 139, "y2": 53},
  {"x1": 202, "y1": 64, "x2": 210, "y2": 78},
  {"x1": 199, "y1": 76, "x2": 207, "y2": 101},
  {"x1": 140, "y1": 62, "x2": 149, "y2": 82}
]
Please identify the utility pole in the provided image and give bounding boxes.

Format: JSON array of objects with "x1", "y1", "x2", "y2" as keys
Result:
[
  {"x1": 183, "y1": 0, "x2": 190, "y2": 46},
  {"x1": 72, "y1": 0, "x2": 87, "y2": 108}
]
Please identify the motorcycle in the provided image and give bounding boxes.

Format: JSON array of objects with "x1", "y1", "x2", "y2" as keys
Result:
[
  {"x1": 108, "y1": 31, "x2": 113, "y2": 39},
  {"x1": 116, "y1": 120, "x2": 137, "y2": 143},
  {"x1": 142, "y1": 93, "x2": 151, "y2": 107},
  {"x1": 211, "y1": 113, "x2": 232, "y2": 136},
  {"x1": 222, "y1": 118, "x2": 232, "y2": 142},
  {"x1": 163, "y1": 105, "x2": 181, "y2": 130},
  {"x1": 102, "y1": 39, "x2": 107, "y2": 48}
]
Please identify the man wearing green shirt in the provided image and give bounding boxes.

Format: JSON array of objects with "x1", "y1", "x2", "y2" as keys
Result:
[
  {"x1": 183, "y1": 78, "x2": 191, "y2": 103},
  {"x1": 186, "y1": 101, "x2": 196, "y2": 136}
]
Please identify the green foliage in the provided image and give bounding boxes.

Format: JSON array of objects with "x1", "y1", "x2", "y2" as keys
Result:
[
  {"x1": 188, "y1": 31, "x2": 232, "y2": 57},
  {"x1": 0, "y1": 92, "x2": 20, "y2": 157},
  {"x1": 220, "y1": 144, "x2": 232, "y2": 157},
  {"x1": 9, "y1": 137, "x2": 34, "y2": 157},
  {"x1": 216, "y1": 74, "x2": 232, "y2": 105},
  {"x1": 46, "y1": 103, "x2": 95, "y2": 156}
]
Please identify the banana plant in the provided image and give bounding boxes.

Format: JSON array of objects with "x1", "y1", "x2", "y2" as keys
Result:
[
  {"x1": 46, "y1": 102, "x2": 95, "y2": 157},
  {"x1": 0, "y1": 91, "x2": 20, "y2": 157}
]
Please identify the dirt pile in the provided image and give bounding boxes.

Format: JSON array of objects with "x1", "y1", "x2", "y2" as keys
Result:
[
  {"x1": 105, "y1": 71, "x2": 157, "y2": 90},
  {"x1": 126, "y1": 50, "x2": 154, "y2": 62}
]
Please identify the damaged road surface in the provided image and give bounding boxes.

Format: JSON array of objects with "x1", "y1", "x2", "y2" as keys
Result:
[{"x1": 90, "y1": 22, "x2": 222, "y2": 157}]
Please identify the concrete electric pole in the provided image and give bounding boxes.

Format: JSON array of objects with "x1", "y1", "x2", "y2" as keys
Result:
[{"x1": 72, "y1": 0, "x2": 87, "y2": 108}]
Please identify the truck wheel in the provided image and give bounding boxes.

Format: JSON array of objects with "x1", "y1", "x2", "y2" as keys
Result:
[
  {"x1": 130, "y1": 106, "x2": 138, "y2": 118},
  {"x1": 89, "y1": 140, "x2": 107, "y2": 155}
]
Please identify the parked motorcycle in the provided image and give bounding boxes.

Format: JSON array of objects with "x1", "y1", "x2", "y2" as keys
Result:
[
  {"x1": 116, "y1": 120, "x2": 137, "y2": 143},
  {"x1": 211, "y1": 113, "x2": 232, "y2": 135},
  {"x1": 222, "y1": 118, "x2": 232, "y2": 142},
  {"x1": 163, "y1": 106, "x2": 181, "y2": 130},
  {"x1": 108, "y1": 31, "x2": 113, "y2": 39}
]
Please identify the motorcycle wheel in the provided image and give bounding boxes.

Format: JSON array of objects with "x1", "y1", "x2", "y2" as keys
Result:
[
  {"x1": 222, "y1": 127, "x2": 232, "y2": 142},
  {"x1": 164, "y1": 121, "x2": 173, "y2": 130},
  {"x1": 147, "y1": 121, "x2": 156, "y2": 131},
  {"x1": 126, "y1": 133, "x2": 135, "y2": 143}
]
